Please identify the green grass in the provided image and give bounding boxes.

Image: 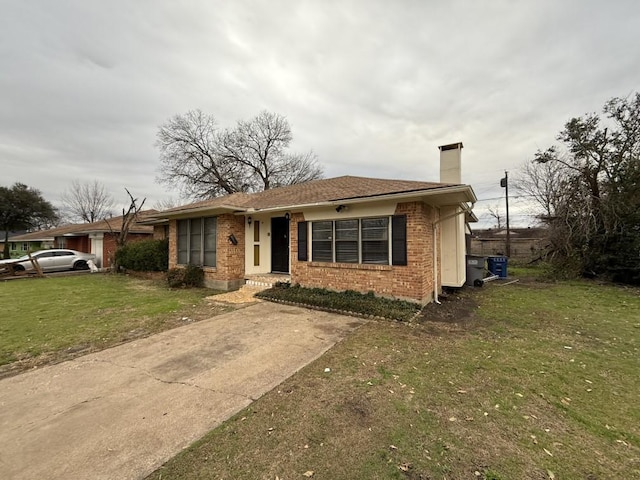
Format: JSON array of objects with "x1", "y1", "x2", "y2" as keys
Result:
[
  {"x1": 147, "y1": 275, "x2": 640, "y2": 479},
  {"x1": 0, "y1": 274, "x2": 223, "y2": 369}
]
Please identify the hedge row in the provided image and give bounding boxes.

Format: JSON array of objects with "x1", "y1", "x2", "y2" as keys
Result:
[
  {"x1": 256, "y1": 284, "x2": 420, "y2": 321},
  {"x1": 115, "y1": 239, "x2": 168, "y2": 272}
]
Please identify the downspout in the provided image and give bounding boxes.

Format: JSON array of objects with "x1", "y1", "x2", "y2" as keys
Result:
[
  {"x1": 433, "y1": 219, "x2": 440, "y2": 304},
  {"x1": 432, "y1": 203, "x2": 475, "y2": 305}
]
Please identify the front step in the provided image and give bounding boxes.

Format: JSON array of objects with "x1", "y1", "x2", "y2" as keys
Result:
[{"x1": 244, "y1": 274, "x2": 291, "y2": 289}]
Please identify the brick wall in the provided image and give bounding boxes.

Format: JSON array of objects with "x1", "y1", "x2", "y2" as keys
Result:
[
  {"x1": 212, "y1": 214, "x2": 245, "y2": 289},
  {"x1": 168, "y1": 220, "x2": 177, "y2": 269},
  {"x1": 153, "y1": 225, "x2": 169, "y2": 240},
  {"x1": 61, "y1": 236, "x2": 90, "y2": 253},
  {"x1": 290, "y1": 202, "x2": 440, "y2": 304},
  {"x1": 167, "y1": 215, "x2": 245, "y2": 291},
  {"x1": 103, "y1": 232, "x2": 152, "y2": 268}
]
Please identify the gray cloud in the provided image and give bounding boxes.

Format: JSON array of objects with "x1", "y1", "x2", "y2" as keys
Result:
[{"x1": 2, "y1": 0, "x2": 639, "y2": 226}]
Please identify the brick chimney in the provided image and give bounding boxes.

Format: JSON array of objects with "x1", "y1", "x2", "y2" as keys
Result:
[{"x1": 439, "y1": 142, "x2": 463, "y2": 184}]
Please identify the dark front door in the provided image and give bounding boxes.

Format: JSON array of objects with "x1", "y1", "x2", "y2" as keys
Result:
[{"x1": 271, "y1": 217, "x2": 290, "y2": 273}]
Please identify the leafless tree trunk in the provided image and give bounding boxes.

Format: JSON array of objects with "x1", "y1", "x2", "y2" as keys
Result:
[
  {"x1": 105, "y1": 189, "x2": 146, "y2": 272},
  {"x1": 60, "y1": 179, "x2": 115, "y2": 223}
]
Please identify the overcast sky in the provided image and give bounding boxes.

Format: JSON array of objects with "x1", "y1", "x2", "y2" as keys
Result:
[{"x1": 2, "y1": 1, "x2": 638, "y2": 227}]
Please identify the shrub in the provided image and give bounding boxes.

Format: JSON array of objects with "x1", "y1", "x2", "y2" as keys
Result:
[
  {"x1": 115, "y1": 239, "x2": 168, "y2": 272},
  {"x1": 166, "y1": 265, "x2": 204, "y2": 288},
  {"x1": 183, "y1": 264, "x2": 204, "y2": 287},
  {"x1": 167, "y1": 268, "x2": 186, "y2": 288}
]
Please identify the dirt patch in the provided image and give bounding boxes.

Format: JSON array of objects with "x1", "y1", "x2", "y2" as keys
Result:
[
  {"x1": 207, "y1": 286, "x2": 264, "y2": 304},
  {"x1": 416, "y1": 289, "x2": 478, "y2": 324}
]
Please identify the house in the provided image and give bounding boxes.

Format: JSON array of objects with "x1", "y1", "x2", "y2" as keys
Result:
[
  {"x1": 153, "y1": 143, "x2": 477, "y2": 303},
  {"x1": 1, "y1": 230, "x2": 27, "y2": 259},
  {"x1": 8, "y1": 211, "x2": 157, "y2": 267}
]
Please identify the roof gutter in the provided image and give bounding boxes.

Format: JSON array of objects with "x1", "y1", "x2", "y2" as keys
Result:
[
  {"x1": 241, "y1": 185, "x2": 477, "y2": 215},
  {"x1": 160, "y1": 204, "x2": 248, "y2": 218},
  {"x1": 152, "y1": 185, "x2": 476, "y2": 218}
]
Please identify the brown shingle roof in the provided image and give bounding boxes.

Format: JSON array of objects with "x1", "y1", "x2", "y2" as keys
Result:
[
  {"x1": 163, "y1": 176, "x2": 459, "y2": 215},
  {"x1": 10, "y1": 210, "x2": 157, "y2": 241}
]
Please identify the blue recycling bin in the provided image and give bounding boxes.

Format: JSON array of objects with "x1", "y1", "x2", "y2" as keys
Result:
[{"x1": 487, "y1": 256, "x2": 508, "y2": 278}]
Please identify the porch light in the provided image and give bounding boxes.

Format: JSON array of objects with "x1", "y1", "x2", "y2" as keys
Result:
[
  {"x1": 284, "y1": 212, "x2": 290, "y2": 220},
  {"x1": 247, "y1": 216, "x2": 252, "y2": 226}
]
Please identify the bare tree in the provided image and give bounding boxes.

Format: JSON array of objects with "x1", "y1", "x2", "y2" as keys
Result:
[
  {"x1": 153, "y1": 197, "x2": 181, "y2": 211},
  {"x1": 156, "y1": 110, "x2": 323, "y2": 200},
  {"x1": 486, "y1": 204, "x2": 504, "y2": 229},
  {"x1": 105, "y1": 188, "x2": 146, "y2": 271},
  {"x1": 156, "y1": 110, "x2": 247, "y2": 199},
  {"x1": 60, "y1": 179, "x2": 115, "y2": 223},
  {"x1": 514, "y1": 157, "x2": 566, "y2": 221},
  {"x1": 218, "y1": 111, "x2": 323, "y2": 191}
]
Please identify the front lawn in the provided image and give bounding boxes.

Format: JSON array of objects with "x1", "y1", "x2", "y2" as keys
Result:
[
  {"x1": 147, "y1": 276, "x2": 640, "y2": 479},
  {"x1": 0, "y1": 274, "x2": 229, "y2": 375}
]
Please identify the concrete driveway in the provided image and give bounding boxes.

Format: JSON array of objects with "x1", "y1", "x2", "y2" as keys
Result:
[{"x1": 0, "y1": 302, "x2": 365, "y2": 480}]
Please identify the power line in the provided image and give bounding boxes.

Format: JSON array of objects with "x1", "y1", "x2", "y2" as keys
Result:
[{"x1": 475, "y1": 194, "x2": 537, "y2": 202}]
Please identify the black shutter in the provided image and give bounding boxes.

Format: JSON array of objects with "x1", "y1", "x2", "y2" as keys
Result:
[
  {"x1": 297, "y1": 221, "x2": 308, "y2": 261},
  {"x1": 391, "y1": 215, "x2": 407, "y2": 266}
]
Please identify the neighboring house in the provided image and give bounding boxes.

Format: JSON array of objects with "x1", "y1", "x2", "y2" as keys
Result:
[
  {"x1": 8, "y1": 211, "x2": 157, "y2": 267},
  {"x1": 470, "y1": 227, "x2": 548, "y2": 263},
  {"x1": 1, "y1": 230, "x2": 28, "y2": 258},
  {"x1": 8, "y1": 236, "x2": 54, "y2": 258},
  {"x1": 151, "y1": 143, "x2": 477, "y2": 303}
]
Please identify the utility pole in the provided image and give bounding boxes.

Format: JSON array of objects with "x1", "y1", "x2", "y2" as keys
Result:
[{"x1": 500, "y1": 171, "x2": 511, "y2": 257}]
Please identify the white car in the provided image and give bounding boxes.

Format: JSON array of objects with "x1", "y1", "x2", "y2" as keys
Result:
[{"x1": 0, "y1": 249, "x2": 96, "y2": 273}]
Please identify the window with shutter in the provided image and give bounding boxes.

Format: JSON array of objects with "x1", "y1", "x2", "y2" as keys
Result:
[
  {"x1": 361, "y1": 217, "x2": 389, "y2": 264},
  {"x1": 312, "y1": 221, "x2": 333, "y2": 262},
  {"x1": 308, "y1": 215, "x2": 403, "y2": 266}
]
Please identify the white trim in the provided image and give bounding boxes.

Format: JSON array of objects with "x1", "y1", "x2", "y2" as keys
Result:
[
  {"x1": 89, "y1": 233, "x2": 104, "y2": 268},
  {"x1": 245, "y1": 185, "x2": 476, "y2": 215}
]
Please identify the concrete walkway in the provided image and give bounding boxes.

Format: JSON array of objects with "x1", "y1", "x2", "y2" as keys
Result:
[{"x1": 0, "y1": 303, "x2": 365, "y2": 480}]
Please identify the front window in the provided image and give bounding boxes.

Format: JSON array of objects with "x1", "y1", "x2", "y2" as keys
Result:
[
  {"x1": 361, "y1": 217, "x2": 389, "y2": 264},
  {"x1": 311, "y1": 221, "x2": 333, "y2": 262},
  {"x1": 335, "y1": 219, "x2": 359, "y2": 263},
  {"x1": 311, "y1": 217, "x2": 390, "y2": 265},
  {"x1": 177, "y1": 217, "x2": 217, "y2": 266}
]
